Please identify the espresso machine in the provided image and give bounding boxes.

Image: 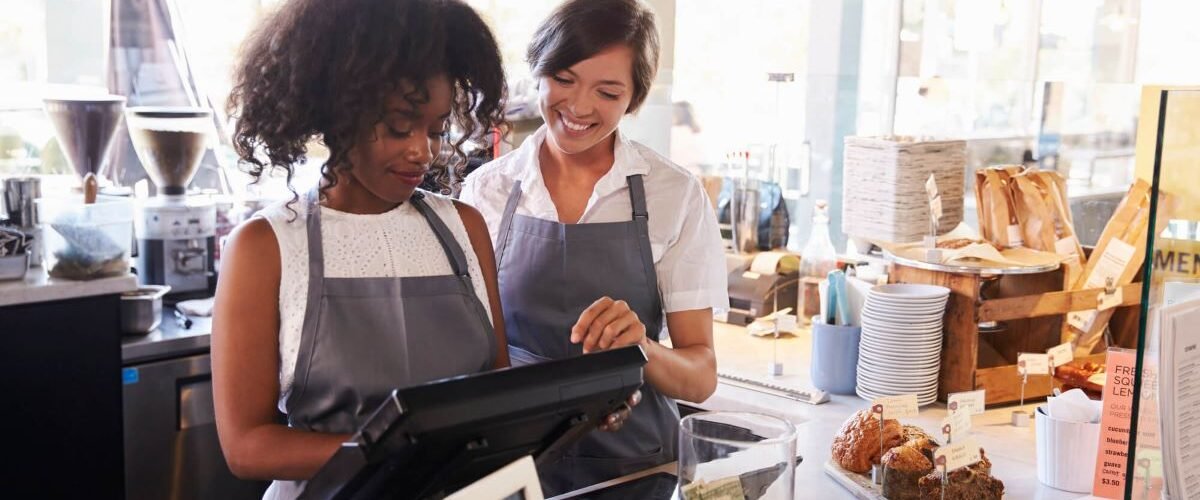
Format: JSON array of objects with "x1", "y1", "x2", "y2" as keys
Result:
[{"x1": 126, "y1": 107, "x2": 216, "y2": 296}]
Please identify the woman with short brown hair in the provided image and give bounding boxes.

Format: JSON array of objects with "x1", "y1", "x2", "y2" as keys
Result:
[{"x1": 461, "y1": 0, "x2": 728, "y2": 494}]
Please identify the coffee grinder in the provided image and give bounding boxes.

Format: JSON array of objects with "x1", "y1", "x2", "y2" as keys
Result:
[
  {"x1": 37, "y1": 95, "x2": 129, "y2": 266},
  {"x1": 125, "y1": 107, "x2": 216, "y2": 296}
]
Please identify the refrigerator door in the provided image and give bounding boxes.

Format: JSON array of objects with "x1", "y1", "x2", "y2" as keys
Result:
[{"x1": 122, "y1": 353, "x2": 268, "y2": 500}]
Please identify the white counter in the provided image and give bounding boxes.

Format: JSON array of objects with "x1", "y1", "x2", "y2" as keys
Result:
[
  {"x1": 0, "y1": 267, "x2": 137, "y2": 307},
  {"x1": 694, "y1": 321, "x2": 1079, "y2": 499}
]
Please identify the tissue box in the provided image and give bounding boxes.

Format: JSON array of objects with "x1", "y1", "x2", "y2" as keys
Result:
[{"x1": 1035, "y1": 405, "x2": 1100, "y2": 493}]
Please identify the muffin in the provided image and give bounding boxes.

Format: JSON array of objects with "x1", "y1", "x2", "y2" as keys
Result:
[
  {"x1": 881, "y1": 443, "x2": 934, "y2": 500},
  {"x1": 917, "y1": 450, "x2": 1004, "y2": 500}
]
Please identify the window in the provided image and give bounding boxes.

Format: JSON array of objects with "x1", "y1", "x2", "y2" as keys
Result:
[
  {"x1": 464, "y1": 0, "x2": 563, "y2": 81},
  {"x1": 893, "y1": 0, "x2": 1040, "y2": 138},
  {"x1": 671, "y1": 0, "x2": 808, "y2": 175}
]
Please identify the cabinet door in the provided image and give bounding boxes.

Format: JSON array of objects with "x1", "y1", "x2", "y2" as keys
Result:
[
  {"x1": 122, "y1": 353, "x2": 269, "y2": 500},
  {"x1": 0, "y1": 294, "x2": 125, "y2": 498}
]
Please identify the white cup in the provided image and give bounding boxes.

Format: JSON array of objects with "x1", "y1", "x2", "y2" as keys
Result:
[{"x1": 1035, "y1": 405, "x2": 1101, "y2": 492}]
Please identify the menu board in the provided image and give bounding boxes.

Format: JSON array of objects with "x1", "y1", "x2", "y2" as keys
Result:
[
  {"x1": 1159, "y1": 294, "x2": 1200, "y2": 498},
  {"x1": 1092, "y1": 349, "x2": 1138, "y2": 497}
]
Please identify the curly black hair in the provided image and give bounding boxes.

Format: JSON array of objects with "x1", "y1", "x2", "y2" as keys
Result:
[{"x1": 227, "y1": 0, "x2": 506, "y2": 200}]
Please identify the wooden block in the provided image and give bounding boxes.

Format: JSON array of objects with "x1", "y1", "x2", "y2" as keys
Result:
[
  {"x1": 978, "y1": 283, "x2": 1143, "y2": 322},
  {"x1": 974, "y1": 354, "x2": 1108, "y2": 405},
  {"x1": 975, "y1": 365, "x2": 1059, "y2": 405}
]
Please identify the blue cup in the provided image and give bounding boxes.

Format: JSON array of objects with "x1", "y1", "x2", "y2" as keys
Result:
[{"x1": 810, "y1": 318, "x2": 861, "y2": 395}]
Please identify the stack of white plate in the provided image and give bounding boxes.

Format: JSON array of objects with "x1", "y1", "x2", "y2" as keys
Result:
[{"x1": 856, "y1": 283, "x2": 951, "y2": 406}]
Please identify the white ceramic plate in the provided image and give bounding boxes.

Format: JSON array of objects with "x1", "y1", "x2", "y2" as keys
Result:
[
  {"x1": 857, "y1": 359, "x2": 940, "y2": 375},
  {"x1": 856, "y1": 386, "x2": 938, "y2": 405},
  {"x1": 866, "y1": 294, "x2": 948, "y2": 305},
  {"x1": 869, "y1": 283, "x2": 952, "y2": 300},
  {"x1": 860, "y1": 318, "x2": 944, "y2": 333},
  {"x1": 858, "y1": 340, "x2": 942, "y2": 356},
  {"x1": 860, "y1": 382, "x2": 939, "y2": 396},
  {"x1": 860, "y1": 334, "x2": 942, "y2": 347},
  {"x1": 860, "y1": 331, "x2": 943, "y2": 345},
  {"x1": 856, "y1": 358, "x2": 940, "y2": 375}
]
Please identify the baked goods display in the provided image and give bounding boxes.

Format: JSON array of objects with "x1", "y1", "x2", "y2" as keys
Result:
[
  {"x1": 918, "y1": 450, "x2": 1005, "y2": 499},
  {"x1": 832, "y1": 410, "x2": 905, "y2": 473},
  {"x1": 1054, "y1": 361, "x2": 1106, "y2": 396},
  {"x1": 881, "y1": 431, "x2": 938, "y2": 500},
  {"x1": 829, "y1": 412, "x2": 1006, "y2": 499}
]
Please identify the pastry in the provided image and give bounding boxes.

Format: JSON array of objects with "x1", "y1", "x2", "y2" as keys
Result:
[
  {"x1": 831, "y1": 410, "x2": 904, "y2": 473},
  {"x1": 1055, "y1": 361, "x2": 1106, "y2": 395},
  {"x1": 881, "y1": 441, "x2": 935, "y2": 500},
  {"x1": 917, "y1": 450, "x2": 1005, "y2": 499}
]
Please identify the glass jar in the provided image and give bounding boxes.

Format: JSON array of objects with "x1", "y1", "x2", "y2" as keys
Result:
[{"x1": 678, "y1": 411, "x2": 798, "y2": 499}]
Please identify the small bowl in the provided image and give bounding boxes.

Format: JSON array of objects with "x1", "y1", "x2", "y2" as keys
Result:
[{"x1": 0, "y1": 253, "x2": 29, "y2": 281}]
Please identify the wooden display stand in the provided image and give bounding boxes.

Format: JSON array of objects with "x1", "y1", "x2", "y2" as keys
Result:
[{"x1": 890, "y1": 262, "x2": 1142, "y2": 405}]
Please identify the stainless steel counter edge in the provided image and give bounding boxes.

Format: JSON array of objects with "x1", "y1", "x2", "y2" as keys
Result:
[
  {"x1": 0, "y1": 269, "x2": 138, "y2": 307},
  {"x1": 121, "y1": 309, "x2": 212, "y2": 364}
]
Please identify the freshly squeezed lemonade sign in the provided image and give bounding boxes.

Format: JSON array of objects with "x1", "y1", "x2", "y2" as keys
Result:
[{"x1": 1093, "y1": 349, "x2": 1138, "y2": 498}]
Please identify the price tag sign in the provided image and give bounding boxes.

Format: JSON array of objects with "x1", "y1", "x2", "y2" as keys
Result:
[
  {"x1": 930, "y1": 196, "x2": 944, "y2": 219},
  {"x1": 1097, "y1": 287, "x2": 1124, "y2": 312},
  {"x1": 925, "y1": 174, "x2": 939, "y2": 198},
  {"x1": 1055, "y1": 236, "x2": 1079, "y2": 257},
  {"x1": 1007, "y1": 224, "x2": 1025, "y2": 247},
  {"x1": 934, "y1": 438, "x2": 982, "y2": 472},
  {"x1": 1048, "y1": 342, "x2": 1074, "y2": 368},
  {"x1": 947, "y1": 390, "x2": 986, "y2": 416},
  {"x1": 776, "y1": 313, "x2": 798, "y2": 332},
  {"x1": 1017, "y1": 353, "x2": 1050, "y2": 376},
  {"x1": 872, "y1": 394, "x2": 920, "y2": 420},
  {"x1": 941, "y1": 410, "x2": 972, "y2": 443}
]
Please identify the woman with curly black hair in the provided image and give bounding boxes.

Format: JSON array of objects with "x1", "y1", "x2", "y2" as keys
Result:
[{"x1": 210, "y1": 0, "x2": 511, "y2": 496}]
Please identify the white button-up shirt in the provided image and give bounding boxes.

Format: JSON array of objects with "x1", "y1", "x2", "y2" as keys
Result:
[{"x1": 461, "y1": 126, "x2": 730, "y2": 314}]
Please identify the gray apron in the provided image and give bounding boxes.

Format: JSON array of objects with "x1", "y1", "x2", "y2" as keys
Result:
[
  {"x1": 288, "y1": 189, "x2": 495, "y2": 435},
  {"x1": 496, "y1": 174, "x2": 679, "y2": 496}
]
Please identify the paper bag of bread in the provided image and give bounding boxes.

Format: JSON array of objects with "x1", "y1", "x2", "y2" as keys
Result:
[
  {"x1": 1066, "y1": 179, "x2": 1158, "y2": 355},
  {"x1": 974, "y1": 166, "x2": 1025, "y2": 249},
  {"x1": 1010, "y1": 170, "x2": 1085, "y2": 278}
]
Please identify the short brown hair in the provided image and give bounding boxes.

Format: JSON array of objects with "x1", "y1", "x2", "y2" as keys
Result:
[{"x1": 527, "y1": 0, "x2": 660, "y2": 113}]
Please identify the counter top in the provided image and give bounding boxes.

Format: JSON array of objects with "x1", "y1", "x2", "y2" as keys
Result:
[
  {"x1": 121, "y1": 309, "x2": 212, "y2": 364},
  {"x1": 692, "y1": 321, "x2": 1077, "y2": 499},
  {"x1": 0, "y1": 267, "x2": 138, "y2": 307}
]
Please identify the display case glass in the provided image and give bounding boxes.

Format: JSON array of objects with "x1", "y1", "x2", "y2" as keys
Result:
[{"x1": 1128, "y1": 88, "x2": 1200, "y2": 499}]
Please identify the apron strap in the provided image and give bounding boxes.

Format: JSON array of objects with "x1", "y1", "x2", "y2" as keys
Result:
[
  {"x1": 495, "y1": 180, "x2": 524, "y2": 267},
  {"x1": 291, "y1": 188, "x2": 329, "y2": 418},
  {"x1": 627, "y1": 174, "x2": 649, "y2": 220},
  {"x1": 409, "y1": 192, "x2": 472, "y2": 280},
  {"x1": 303, "y1": 189, "x2": 325, "y2": 274},
  {"x1": 625, "y1": 175, "x2": 662, "y2": 316}
]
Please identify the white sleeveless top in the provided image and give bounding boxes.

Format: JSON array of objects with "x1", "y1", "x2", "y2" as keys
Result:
[{"x1": 256, "y1": 190, "x2": 492, "y2": 412}]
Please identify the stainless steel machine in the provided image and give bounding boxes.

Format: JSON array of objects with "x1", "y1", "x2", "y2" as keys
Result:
[{"x1": 126, "y1": 107, "x2": 216, "y2": 296}]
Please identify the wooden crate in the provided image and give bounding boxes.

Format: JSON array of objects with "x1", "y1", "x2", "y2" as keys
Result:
[{"x1": 890, "y1": 263, "x2": 1141, "y2": 405}]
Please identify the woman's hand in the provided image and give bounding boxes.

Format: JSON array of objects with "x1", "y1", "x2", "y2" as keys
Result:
[
  {"x1": 597, "y1": 390, "x2": 642, "y2": 432},
  {"x1": 571, "y1": 296, "x2": 647, "y2": 353}
]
